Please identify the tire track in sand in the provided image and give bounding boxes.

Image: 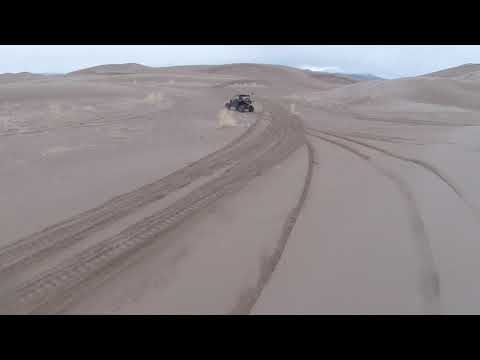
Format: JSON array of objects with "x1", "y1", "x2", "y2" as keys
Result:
[
  {"x1": 0, "y1": 113, "x2": 268, "y2": 277},
  {"x1": 307, "y1": 131, "x2": 441, "y2": 314},
  {"x1": 307, "y1": 127, "x2": 480, "y2": 221},
  {"x1": 230, "y1": 140, "x2": 315, "y2": 315},
  {"x1": 0, "y1": 102, "x2": 305, "y2": 314}
]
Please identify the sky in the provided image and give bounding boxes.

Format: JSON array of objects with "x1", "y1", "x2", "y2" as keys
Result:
[{"x1": 1, "y1": 45, "x2": 479, "y2": 79}]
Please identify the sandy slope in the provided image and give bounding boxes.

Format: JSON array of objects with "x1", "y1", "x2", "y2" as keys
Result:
[
  {"x1": 63, "y1": 145, "x2": 308, "y2": 314},
  {"x1": 424, "y1": 63, "x2": 480, "y2": 81},
  {"x1": 1, "y1": 63, "x2": 480, "y2": 314},
  {"x1": 254, "y1": 67, "x2": 480, "y2": 314}
]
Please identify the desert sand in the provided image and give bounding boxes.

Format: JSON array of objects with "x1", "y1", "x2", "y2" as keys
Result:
[{"x1": 0, "y1": 63, "x2": 479, "y2": 314}]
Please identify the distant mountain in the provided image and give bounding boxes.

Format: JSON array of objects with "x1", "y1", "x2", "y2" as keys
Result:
[
  {"x1": 335, "y1": 73, "x2": 383, "y2": 81},
  {"x1": 0, "y1": 72, "x2": 46, "y2": 82},
  {"x1": 305, "y1": 71, "x2": 358, "y2": 84},
  {"x1": 304, "y1": 70, "x2": 383, "y2": 84}
]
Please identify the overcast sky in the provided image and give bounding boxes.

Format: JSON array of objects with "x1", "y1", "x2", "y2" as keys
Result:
[{"x1": 1, "y1": 45, "x2": 479, "y2": 79}]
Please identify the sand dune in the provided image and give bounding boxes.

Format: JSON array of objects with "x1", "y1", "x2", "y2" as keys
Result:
[
  {"x1": 423, "y1": 63, "x2": 480, "y2": 80},
  {"x1": 0, "y1": 63, "x2": 479, "y2": 314},
  {"x1": 69, "y1": 63, "x2": 155, "y2": 75},
  {"x1": 0, "y1": 72, "x2": 47, "y2": 84}
]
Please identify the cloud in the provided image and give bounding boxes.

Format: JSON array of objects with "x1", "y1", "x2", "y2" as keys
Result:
[
  {"x1": 298, "y1": 65, "x2": 342, "y2": 73},
  {"x1": 0, "y1": 45, "x2": 479, "y2": 78}
]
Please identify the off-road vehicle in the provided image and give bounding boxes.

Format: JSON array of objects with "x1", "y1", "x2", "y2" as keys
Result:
[{"x1": 225, "y1": 94, "x2": 255, "y2": 112}]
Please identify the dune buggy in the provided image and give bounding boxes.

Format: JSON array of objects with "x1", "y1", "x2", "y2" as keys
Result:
[{"x1": 225, "y1": 94, "x2": 255, "y2": 112}]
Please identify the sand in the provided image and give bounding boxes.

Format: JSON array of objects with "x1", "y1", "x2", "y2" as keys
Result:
[{"x1": 1, "y1": 62, "x2": 479, "y2": 314}]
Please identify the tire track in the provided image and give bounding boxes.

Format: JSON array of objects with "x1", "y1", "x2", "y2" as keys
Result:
[
  {"x1": 0, "y1": 112, "x2": 269, "y2": 276},
  {"x1": 0, "y1": 102, "x2": 305, "y2": 314},
  {"x1": 352, "y1": 113, "x2": 478, "y2": 127},
  {"x1": 307, "y1": 127, "x2": 480, "y2": 220},
  {"x1": 0, "y1": 108, "x2": 163, "y2": 137},
  {"x1": 307, "y1": 131, "x2": 441, "y2": 314},
  {"x1": 326, "y1": 131, "x2": 422, "y2": 146},
  {"x1": 230, "y1": 140, "x2": 314, "y2": 315}
]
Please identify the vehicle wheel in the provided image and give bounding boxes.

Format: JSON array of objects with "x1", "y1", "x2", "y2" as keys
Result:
[{"x1": 248, "y1": 105, "x2": 254, "y2": 112}]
